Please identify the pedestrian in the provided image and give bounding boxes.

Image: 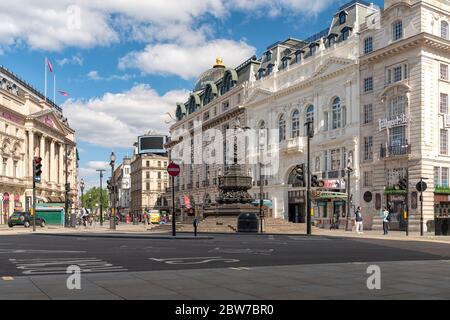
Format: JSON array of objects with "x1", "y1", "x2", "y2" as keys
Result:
[
  {"x1": 382, "y1": 206, "x2": 390, "y2": 235},
  {"x1": 193, "y1": 217, "x2": 199, "y2": 237},
  {"x1": 143, "y1": 212, "x2": 149, "y2": 225},
  {"x1": 355, "y1": 206, "x2": 363, "y2": 234}
]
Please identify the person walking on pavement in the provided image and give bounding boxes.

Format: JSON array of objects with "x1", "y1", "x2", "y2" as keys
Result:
[
  {"x1": 355, "y1": 206, "x2": 363, "y2": 234},
  {"x1": 193, "y1": 217, "x2": 199, "y2": 237},
  {"x1": 382, "y1": 207, "x2": 390, "y2": 235}
]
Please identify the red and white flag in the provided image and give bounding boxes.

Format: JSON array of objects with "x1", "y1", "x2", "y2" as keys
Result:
[
  {"x1": 46, "y1": 58, "x2": 53, "y2": 73},
  {"x1": 58, "y1": 91, "x2": 69, "y2": 97}
]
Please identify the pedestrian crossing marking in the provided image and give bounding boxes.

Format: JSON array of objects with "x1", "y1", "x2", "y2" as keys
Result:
[
  {"x1": 229, "y1": 267, "x2": 252, "y2": 271},
  {"x1": 2, "y1": 276, "x2": 14, "y2": 281}
]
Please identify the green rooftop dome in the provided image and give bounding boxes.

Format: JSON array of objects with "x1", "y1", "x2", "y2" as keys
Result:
[{"x1": 193, "y1": 58, "x2": 226, "y2": 92}]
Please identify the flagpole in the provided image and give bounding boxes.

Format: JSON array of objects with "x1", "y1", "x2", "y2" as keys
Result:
[
  {"x1": 54, "y1": 74, "x2": 56, "y2": 105},
  {"x1": 44, "y1": 57, "x2": 47, "y2": 102}
]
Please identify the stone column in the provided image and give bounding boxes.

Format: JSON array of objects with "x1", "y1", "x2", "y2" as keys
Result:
[
  {"x1": 50, "y1": 140, "x2": 55, "y2": 183},
  {"x1": 59, "y1": 143, "x2": 64, "y2": 186},
  {"x1": 28, "y1": 131, "x2": 34, "y2": 179}
]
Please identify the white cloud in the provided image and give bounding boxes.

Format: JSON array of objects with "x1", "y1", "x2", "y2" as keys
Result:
[
  {"x1": 119, "y1": 39, "x2": 256, "y2": 80},
  {"x1": 63, "y1": 84, "x2": 189, "y2": 148},
  {"x1": 87, "y1": 70, "x2": 137, "y2": 81},
  {"x1": 0, "y1": 0, "x2": 335, "y2": 51},
  {"x1": 58, "y1": 54, "x2": 84, "y2": 67}
]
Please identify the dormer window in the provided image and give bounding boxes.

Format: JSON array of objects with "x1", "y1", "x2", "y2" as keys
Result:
[
  {"x1": 294, "y1": 50, "x2": 303, "y2": 63},
  {"x1": 339, "y1": 11, "x2": 347, "y2": 25},
  {"x1": 327, "y1": 33, "x2": 338, "y2": 47},
  {"x1": 341, "y1": 26, "x2": 352, "y2": 41},
  {"x1": 258, "y1": 68, "x2": 266, "y2": 79},
  {"x1": 267, "y1": 64, "x2": 274, "y2": 76},
  {"x1": 266, "y1": 51, "x2": 273, "y2": 62},
  {"x1": 392, "y1": 20, "x2": 403, "y2": 41},
  {"x1": 281, "y1": 57, "x2": 290, "y2": 70},
  {"x1": 309, "y1": 43, "x2": 319, "y2": 56}
]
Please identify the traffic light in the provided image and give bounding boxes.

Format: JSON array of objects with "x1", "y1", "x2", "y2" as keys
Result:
[
  {"x1": 107, "y1": 179, "x2": 112, "y2": 191},
  {"x1": 295, "y1": 164, "x2": 305, "y2": 186},
  {"x1": 33, "y1": 157, "x2": 42, "y2": 183},
  {"x1": 65, "y1": 183, "x2": 70, "y2": 192},
  {"x1": 399, "y1": 177, "x2": 408, "y2": 190},
  {"x1": 311, "y1": 175, "x2": 319, "y2": 187}
]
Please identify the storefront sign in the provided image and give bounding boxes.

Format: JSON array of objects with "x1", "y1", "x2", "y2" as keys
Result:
[
  {"x1": 379, "y1": 114, "x2": 408, "y2": 131},
  {"x1": 389, "y1": 194, "x2": 406, "y2": 202},
  {"x1": 323, "y1": 179, "x2": 346, "y2": 190}
]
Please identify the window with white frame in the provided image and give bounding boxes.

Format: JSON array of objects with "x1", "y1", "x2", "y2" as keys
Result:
[
  {"x1": 443, "y1": 167, "x2": 449, "y2": 187},
  {"x1": 441, "y1": 93, "x2": 448, "y2": 114},
  {"x1": 364, "y1": 77, "x2": 373, "y2": 92},
  {"x1": 305, "y1": 105, "x2": 314, "y2": 135},
  {"x1": 364, "y1": 171, "x2": 373, "y2": 187},
  {"x1": 364, "y1": 136, "x2": 373, "y2": 161},
  {"x1": 331, "y1": 149, "x2": 341, "y2": 171},
  {"x1": 332, "y1": 98, "x2": 341, "y2": 129},
  {"x1": 389, "y1": 126, "x2": 406, "y2": 148},
  {"x1": 364, "y1": 37, "x2": 373, "y2": 54},
  {"x1": 279, "y1": 114, "x2": 286, "y2": 142},
  {"x1": 441, "y1": 21, "x2": 449, "y2": 39},
  {"x1": 435, "y1": 167, "x2": 440, "y2": 187},
  {"x1": 292, "y1": 110, "x2": 300, "y2": 138},
  {"x1": 386, "y1": 63, "x2": 408, "y2": 85},
  {"x1": 363, "y1": 104, "x2": 373, "y2": 124},
  {"x1": 389, "y1": 95, "x2": 406, "y2": 117},
  {"x1": 441, "y1": 129, "x2": 449, "y2": 155},
  {"x1": 441, "y1": 63, "x2": 449, "y2": 81},
  {"x1": 392, "y1": 20, "x2": 403, "y2": 41}
]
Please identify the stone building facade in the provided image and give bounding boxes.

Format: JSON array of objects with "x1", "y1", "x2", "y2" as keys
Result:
[
  {"x1": 359, "y1": 0, "x2": 450, "y2": 231},
  {"x1": 130, "y1": 144, "x2": 169, "y2": 218},
  {"x1": 0, "y1": 65, "x2": 78, "y2": 224}
]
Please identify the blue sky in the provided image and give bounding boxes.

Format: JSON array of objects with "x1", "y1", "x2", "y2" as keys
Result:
[{"x1": 0, "y1": 0, "x2": 383, "y2": 188}]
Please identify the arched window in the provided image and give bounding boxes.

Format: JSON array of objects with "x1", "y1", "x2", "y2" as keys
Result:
[
  {"x1": 188, "y1": 97, "x2": 197, "y2": 114},
  {"x1": 441, "y1": 21, "x2": 449, "y2": 39},
  {"x1": 257, "y1": 68, "x2": 265, "y2": 79},
  {"x1": 203, "y1": 86, "x2": 214, "y2": 106},
  {"x1": 304, "y1": 105, "x2": 314, "y2": 135},
  {"x1": 332, "y1": 97, "x2": 341, "y2": 129},
  {"x1": 339, "y1": 11, "x2": 347, "y2": 25},
  {"x1": 292, "y1": 110, "x2": 300, "y2": 138},
  {"x1": 221, "y1": 70, "x2": 237, "y2": 95},
  {"x1": 267, "y1": 64, "x2": 274, "y2": 76},
  {"x1": 392, "y1": 20, "x2": 403, "y2": 41},
  {"x1": 278, "y1": 114, "x2": 286, "y2": 142}
]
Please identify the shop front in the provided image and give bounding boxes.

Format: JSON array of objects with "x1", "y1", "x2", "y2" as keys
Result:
[
  {"x1": 386, "y1": 193, "x2": 407, "y2": 231},
  {"x1": 313, "y1": 190, "x2": 349, "y2": 229},
  {"x1": 288, "y1": 190, "x2": 306, "y2": 223}
]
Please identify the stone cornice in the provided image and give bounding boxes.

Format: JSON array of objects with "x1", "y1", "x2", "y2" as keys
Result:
[
  {"x1": 246, "y1": 60, "x2": 358, "y2": 109},
  {"x1": 360, "y1": 32, "x2": 450, "y2": 65}
]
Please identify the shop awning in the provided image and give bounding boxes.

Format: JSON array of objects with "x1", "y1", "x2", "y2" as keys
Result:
[
  {"x1": 251, "y1": 200, "x2": 273, "y2": 208},
  {"x1": 312, "y1": 191, "x2": 348, "y2": 201},
  {"x1": 46, "y1": 196, "x2": 64, "y2": 203}
]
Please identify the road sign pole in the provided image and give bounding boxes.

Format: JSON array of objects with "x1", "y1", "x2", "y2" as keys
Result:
[{"x1": 172, "y1": 175, "x2": 176, "y2": 237}]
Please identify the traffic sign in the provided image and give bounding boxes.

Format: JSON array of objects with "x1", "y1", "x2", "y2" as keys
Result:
[
  {"x1": 416, "y1": 181, "x2": 427, "y2": 192},
  {"x1": 167, "y1": 162, "x2": 180, "y2": 177}
]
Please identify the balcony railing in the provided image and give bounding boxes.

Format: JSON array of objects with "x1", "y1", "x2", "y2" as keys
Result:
[{"x1": 380, "y1": 141, "x2": 410, "y2": 158}]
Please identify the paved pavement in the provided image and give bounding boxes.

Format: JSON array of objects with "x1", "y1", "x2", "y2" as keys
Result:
[
  {"x1": 2, "y1": 260, "x2": 450, "y2": 300},
  {"x1": 0, "y1": 232, "x2": 449, "y2": 299}
]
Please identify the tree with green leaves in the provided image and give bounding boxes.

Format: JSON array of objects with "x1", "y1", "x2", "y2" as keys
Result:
[{"x1": 81, "y1": 187, "x2": 108, "y2": 211}]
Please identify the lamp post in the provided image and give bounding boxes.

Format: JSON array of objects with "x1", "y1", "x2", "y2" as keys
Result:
[
  {"x1": 345, "y1": 158, "x2": 353, "y2": 232},
  {"x1": 305, "y1": 120, "x2": 314, "y2": 236},
  {"x1": 96, "y1": 169, "x2": 105, "y2": 226},
  {"x1": 80, "y1": 178, "x2": 85, "y2": 208},
  {"x1": 258, "y1": 127, "x2": 267, "y2": 233},
  {"x1": 110, "y1": 151, "x2": 116, "y2": 230}
]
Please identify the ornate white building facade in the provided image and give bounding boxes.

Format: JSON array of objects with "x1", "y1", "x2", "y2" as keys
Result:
[
  {"x1": 359, "y1": 0, "x2": 450, "y2": 231},
  {"x1": 0, "y1": 66, "x2": 78, "y2": 224},
  {"x1": 245, "y1": 1, "x2": 378, "y2": 226}
]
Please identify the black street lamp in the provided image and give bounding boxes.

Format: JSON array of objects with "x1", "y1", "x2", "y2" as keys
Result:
[
  {"x1": 345, "y1": 158, "x2": 353, "y2": 231},
  {"x1": 305, "y1": 120, "x2": 314, "y2": 236},
  {"x1": 110, "y1": 151, "x2": 116, "y2": 230},
  {"x1": 96, "y1": 169, "x2": 105, "y2": 226},
  {"x1": 80, "y1": 178, "x2": 85, "y2": 208}
]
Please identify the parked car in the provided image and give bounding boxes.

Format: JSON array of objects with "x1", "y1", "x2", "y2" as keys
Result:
[{"x1": 8, "y1": 212, "x2": 46, "y2": 228}]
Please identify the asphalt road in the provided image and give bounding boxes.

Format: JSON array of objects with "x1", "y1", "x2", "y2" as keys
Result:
[{"x1": 1, "y1": 233, "x2": 450, "y2": 277}]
